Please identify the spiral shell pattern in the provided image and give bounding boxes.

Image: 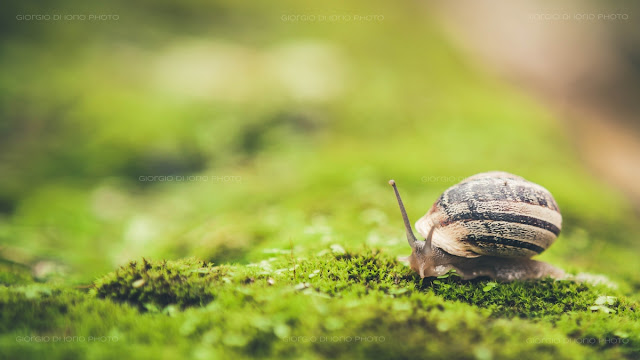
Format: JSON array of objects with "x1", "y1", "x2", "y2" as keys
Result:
[{"x1": 415, "y1": 172, "x2": 562, "y2": 258}]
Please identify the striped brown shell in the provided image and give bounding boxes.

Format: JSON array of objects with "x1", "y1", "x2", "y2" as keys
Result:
[{"x1": 415, "y1": 171, "x2": 562, "y2": 258}]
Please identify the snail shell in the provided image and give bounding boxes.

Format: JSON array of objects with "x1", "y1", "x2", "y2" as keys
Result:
[
  {"x1": 389, "y1": 172, "x2": 565, "y2": 281},
  {"x1": 415, "y1": 171, "x2": 562, "y2": 259}
]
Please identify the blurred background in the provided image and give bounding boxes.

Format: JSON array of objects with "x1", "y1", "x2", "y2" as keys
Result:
[{"x1": 1, "y1": 0, "x2": 639, "y2": 289}]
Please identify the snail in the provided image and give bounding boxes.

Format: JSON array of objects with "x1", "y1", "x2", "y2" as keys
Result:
[{"x1": 389, "y1": 172, "x2": 565, "y2": 281}]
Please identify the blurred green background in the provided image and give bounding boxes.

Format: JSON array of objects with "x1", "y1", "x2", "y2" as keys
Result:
[
  {"x1": 3, "y1": 1, "x2": 640, "y2": 359},
  {"x1": 1, "y1": 0, "x2": 639, "y2": 291}
]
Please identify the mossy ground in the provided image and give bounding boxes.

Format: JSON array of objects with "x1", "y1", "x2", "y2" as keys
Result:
[{"x1": 1, "y1": 250, "x2": 638, "y2": 360}]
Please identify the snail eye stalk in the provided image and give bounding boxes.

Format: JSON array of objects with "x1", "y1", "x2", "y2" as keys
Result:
[{"x1": 389, "y1": 180, "x2": 421, "y2": 251}]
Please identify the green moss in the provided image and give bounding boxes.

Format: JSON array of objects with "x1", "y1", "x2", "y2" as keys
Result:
[
  {"x1": 425, "y1": 277, "x2": 619, "y2": 319},
  {"x1": 92, "y1": 258, "x2": 232, "y2": 311},
  {"x1": 3, "y1": 252, "x2": 625, "y2": 359},
  {"x1": 0, "y1": 261, "x2": 33, "y2": 285}
]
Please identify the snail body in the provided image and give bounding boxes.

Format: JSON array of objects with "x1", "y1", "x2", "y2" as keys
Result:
[{"x1": 389, "y1": 172, "x2": 565, "y2": 281}]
